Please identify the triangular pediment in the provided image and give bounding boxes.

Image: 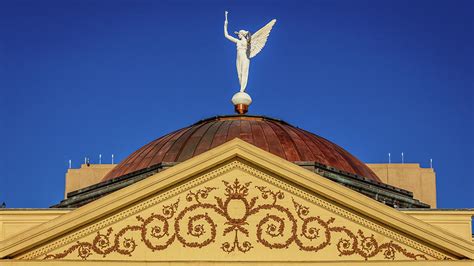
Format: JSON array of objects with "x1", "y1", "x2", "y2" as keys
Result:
[{"x1": 1, "y1": 139, "x2": 473, "y2": 262}]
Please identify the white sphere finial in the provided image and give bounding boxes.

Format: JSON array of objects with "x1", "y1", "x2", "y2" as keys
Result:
[{"x1": 231, "y1": 92, "x2": 252, "y2": 114}]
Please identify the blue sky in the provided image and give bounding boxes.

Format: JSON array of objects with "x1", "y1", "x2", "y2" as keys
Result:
[{"x1": 0, "y1": 0, "x2": 472, "y2": 209}]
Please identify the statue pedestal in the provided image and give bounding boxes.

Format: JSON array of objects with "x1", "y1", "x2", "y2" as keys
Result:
[{"x1": 231, "y1": 92, "x2": 252, "y2": 114}]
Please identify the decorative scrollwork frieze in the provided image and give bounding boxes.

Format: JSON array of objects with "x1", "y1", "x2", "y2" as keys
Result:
[{"x1": 44, "y1": 178, "x2": 428, "y2": 261}]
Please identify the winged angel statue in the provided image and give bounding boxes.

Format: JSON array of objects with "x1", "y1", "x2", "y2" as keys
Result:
[{"x1": 224, "y1": 11, "x2": 276, "y2": 92}]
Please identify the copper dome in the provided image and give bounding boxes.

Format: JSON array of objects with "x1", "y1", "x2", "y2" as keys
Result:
[{"x1": 102, "y1": 115, "x2": 381, "y2": 182}]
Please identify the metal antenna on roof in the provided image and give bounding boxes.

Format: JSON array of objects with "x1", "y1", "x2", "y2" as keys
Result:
[
  {"x1": 430, "y1": 158, "x2": 433, "y2": 169},
  {"x1": 112, "y1": 154, "x2": 115, "y2": 164},
  {"x1": 401, "y1": 152, "x2": 404, "y2": 164},
  {"x1": 68, "y1": 159, "x2": 72, "y2": 169},
  {"x1": 388, "y1": 153, "x2": 391, "y2": 164},
  {"x1": 99, "y1": 154, "x2": 102, "y2": 164}
]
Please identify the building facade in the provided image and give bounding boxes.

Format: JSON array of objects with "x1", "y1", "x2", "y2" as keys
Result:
[{"x1": 0, "y1": 115, "x2": 473, "y2": 265}]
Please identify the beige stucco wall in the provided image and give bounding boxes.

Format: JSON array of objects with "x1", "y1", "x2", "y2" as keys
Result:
[
  {"x1": 2, "y1": 260, "x2": 474, "y2": 265},
  {"x1": 64, "y1": 164, "x2": 115, "y2": 198},
  {"x1": 0, "y1": 210, "x2": 71, "y2": 242},
  {"x1": 367, "y1": 163, "x2": 437, "y2": 208},
  {"x1": 402, "y1": 210, "x2": 474, "y2": 242}
]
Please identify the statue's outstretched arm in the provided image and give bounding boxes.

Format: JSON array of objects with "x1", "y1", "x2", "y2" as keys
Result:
[{"x1": 224, "y1": 11, "x2": 238, "y2": 43}]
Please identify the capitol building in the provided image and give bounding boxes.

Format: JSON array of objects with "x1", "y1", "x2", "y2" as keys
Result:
[
  {"x1": 0, "y1": 10, "x2": 473, "y2": 266},
  {"x1": 0, "y1": 111, "x2": 473, "y2": 265}
]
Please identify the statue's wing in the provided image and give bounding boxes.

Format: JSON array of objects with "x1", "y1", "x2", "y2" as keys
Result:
[{"x1": 249, "y1": 19, "x2": 276, "y2": 58}]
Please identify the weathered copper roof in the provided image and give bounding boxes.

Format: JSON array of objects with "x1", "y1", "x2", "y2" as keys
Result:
[{"x1": 102, "y1": 115, "x2": 381, "y2": 182}]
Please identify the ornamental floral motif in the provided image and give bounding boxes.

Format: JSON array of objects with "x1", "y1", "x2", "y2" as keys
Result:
[{"x1": 44, "y1": 179, "x2": 428, "y2": 261}]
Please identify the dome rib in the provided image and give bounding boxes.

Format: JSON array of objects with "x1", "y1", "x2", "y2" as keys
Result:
[
  {"x1": 125, "y1": 136, "x2": 166, "y2": 174},
  {"x1": 147, "y1": 127, "x2": 191, "y2": 166},
  {"x1": 177, "y1": 121, "x2": 214, "y2": 162},
  {"x1": 210, "y1": 120, "x2": 232, "y2": 149},
  {"x1": 270, "y1": 120, "x2": 310, "y2": 161},
  {"x1": 259, "y1": 119, "x2": 286, "y2": 159},
  {"x1": 162, "y1": 123, "x2": 203, "y2": 162},
  {"x1": 101, "y1": 115, "x2": 381, "y2": 183},
  {"x1": 193, "y1": 120, "x2": 223, "y2": 157},
  {"x1": 287, "y1": 126, "x2": 327, "y2": 164},
  {"x1": 226, "y1": 120, "x2": 241, "y2": 142},
  {"x1": 249, "y1": 120, "x2": 269, "y2": 152},
  {"x1": 284, "y1": 125, "x2": 316, "y2": 161},
  {"x1": 239, "y1": 120, "x2": 253, "y2": 144},
  {"x1": 306, "y1": 130, "x2": 363, "y2": 176},
  {"x1": 126, "y1": 129, "x2": 181, "y2": 174},
  {"x1": 110, "y1": 139, "x2": 156, "y2": 178},
  {"x1": 267, "y1": 120, "x2": 301, "y2": 161},
  {"x1": 141, "y1": 130, "x2": 180, "y2": 169},
  {"x1": 303, "y1": 129, "x2": 349, "y2": 170}
]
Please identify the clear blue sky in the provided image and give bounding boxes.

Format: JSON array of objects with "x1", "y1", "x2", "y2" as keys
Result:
[{"x1": 0, "y1": 0, "x2": 472, "y2": 209}]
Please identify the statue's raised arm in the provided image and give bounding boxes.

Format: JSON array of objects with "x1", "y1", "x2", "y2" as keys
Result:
[{"x1": 224, "y1": 11, "x2": 238, "y2": 43}]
